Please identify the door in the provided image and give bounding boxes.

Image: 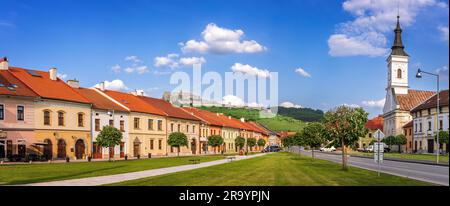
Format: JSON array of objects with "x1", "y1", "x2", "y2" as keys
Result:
[
  {"x1": 109, "y1": 146, "x2": 115, "y2": 159},
  {"x1": 57, "y1": 139, "x2": 66, "y2": 159},
  {"x1": 191, "y1": 140, "x2": 196, "y2": 155},
  {"x1": 75, "y1": 139, "x2": 85, "y2": 159},
  {"x1": 0, "y1": 140, "x2": 5, "y2": 158},
  {"x1": 43, "y1": 139, "x2": 52, "y2": 160},
  {"x1": 18, "y1": 144, "x2": 26, "y2": 158},
  {"x1": 133, "y1": 143, "x2": 140, "y2": 157},
  {"x1": 92, "y1": 142, "x2": 102, "y2": 159},
  {"x1": 427, "y1": 139, "x2": 434, "y2": 153},
  {"x1": 120, "y1": 142, "x2": 125, "y2": 158}
]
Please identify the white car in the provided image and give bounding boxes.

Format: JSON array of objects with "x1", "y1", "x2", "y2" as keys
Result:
[{"x1": 320, "y1": 146, "x2": 336, "y2": 152}]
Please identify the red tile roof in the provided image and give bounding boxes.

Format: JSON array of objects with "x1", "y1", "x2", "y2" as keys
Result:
[
  {"x1": 0, "y1": 70, "x2": 38, "y2": 98},
  {"x1": 8, "y1": 67, "x2": 90, "y2": 104},
  {"x1": 139, "y1": 96, "x2": 200, "y2": 121},
  {"x1": 181, "y1": 107, "x2": 225, "y2": 126},
  {"x1": 411, "y1": 90, "x2": 449, "y2": 112},
  {"x1": 396, "y1": 89, "x2": 435, "y2": 111},
  {"x1": 247, "y1": 121, "x2": 269, "y2": 135},
  {"x1": 102, "y1": 90, "x2": 166, "y2": 116},
  {"x1": 403, "y1": 120, "x2": 413, "y2": 128},
  {"x1": 75, "y1": 88, "x2": 129, "y2": 112},
  {"x1": 365, "y1": 116, "x2": 384, "y2": 131}
]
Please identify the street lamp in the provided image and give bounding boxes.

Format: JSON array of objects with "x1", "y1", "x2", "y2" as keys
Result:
[{"x1": 415, "y1": 69, "x2": 440, "y2": 164}]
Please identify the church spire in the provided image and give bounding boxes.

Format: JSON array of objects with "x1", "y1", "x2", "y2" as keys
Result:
[{"x1": 391, "y1": 15, "x2": 408, "y2": 56}]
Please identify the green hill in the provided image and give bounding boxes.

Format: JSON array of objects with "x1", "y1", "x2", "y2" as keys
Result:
[
  {"x1": 196, "y1": 106, "x2": 308, "y2": 132},
  {"x1": 277, "y1": 107, "x2": 324, "y2": 122}
]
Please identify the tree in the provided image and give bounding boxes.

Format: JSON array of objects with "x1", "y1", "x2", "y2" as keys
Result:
[
  {"x1": 235, "y1": 136, "x2": 246, "y2": 151},
  {"x1": 302, "y1": 122, "x2": 326, "y2": 159},
  {"x1": 168, "y1": 132, "x2": 188, "y2": 156},
  {"x1": 281, "y1": 136, "x2": 295, "y2": 150},
  {"x1": 435, "y1": 131, "x2": 449, "y2": 153},
  {"x1": 395, "y1": 134, "x2": 407, "y2": 153},
  {"x1": 96, "y1": 126, "x2": 123, "y2": 161},
  {"x1": 292, "y1": 132, "x2": 305, "y2": 156},
  {"x1": 208, "y1": 135, "x2": 224, "y2": 153},
  {"x1": 257, "y1": 139, "x2": 266, "y2": 149},
  {"x1": 382, "y1": 136, "x2": 396, "y2": 152},
  {"x1": 247, "y1": 138, "x2": 257, "y2": 151},
  {"x1": 323, "y1": 105, "x2": 368, "y2": 170}
]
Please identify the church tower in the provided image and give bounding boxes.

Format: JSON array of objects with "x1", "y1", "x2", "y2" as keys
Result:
[{"x1": 386, "y1": 15, "x2": 409, "y2": 95}]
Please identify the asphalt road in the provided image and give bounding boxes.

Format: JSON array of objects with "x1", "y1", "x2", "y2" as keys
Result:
[{"x1": 294, "y1": 149, "x2": 449, "y2": 186}]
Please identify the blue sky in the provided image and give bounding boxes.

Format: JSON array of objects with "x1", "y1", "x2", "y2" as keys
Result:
[{"x1": 1, "y1": 0, "x2": 448, "y2": 117}]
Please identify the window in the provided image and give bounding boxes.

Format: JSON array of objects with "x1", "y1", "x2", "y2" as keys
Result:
[
  {"x1": 78, "y1": 113, "x2": 84, "y2": 127},
  {"x1": 397, "y1": 69, "x2": 402, "y2": 78},
  {"x1": 428, "y1": 121, "x2": 432, "y2": 131},
  {"x1": 0, "y1": 104, "x2": 4, "y2": 120},
  {"x1": 419, "y1": 111, "x2": 422, "y2": 117},
  {"x1": 120, "y1": 120, "x2": 125, "y2": 132},
  {"x1": 44, "y1": 110, "x2": 51, "y2": 125},
  {"x1": 186, "y1": 125, "x2": 189, "y2": 133},
  {"x1": 148, "y1": 119, "x2": 154, "y2": 130},
  {"x1": 57, "y1": 111, "x2": 64, "y2": 126},
  {"x1": 170, "y1": 123, "x2": 174, "y2": 132},
  {"x1": 177, "y1": 124, "x2": 181, "y2": 132},
  {"x1": 17, "y1": 106, "x2": 24, "y2": 121},
  {"x1": 439, "y1": 120, "x2": 443, "y2": 130},
  {"x1": 157, "y1": 120, "x2": 163, "y2": 131},
  {"x1": 134, "y1": 118, "x2": 140, "y2": 129},
  {"x1": 415, "y1": 124, "x2": 417, "y2": 132},
  {"x1": 419, "y1": 123, "x2": 422, "y2": 132},
  {"x1": 158, "y1": 139, "x2": 162, "y2": 150},
  {"x1": 95, "y1": 119, "x2": 100, "y2": 131},
  {"x1": 109, "y1": 119, "x2": 114, "y2": 127},
  {"x1": 192, "y1": 125, "x2": 195, "y2": 133},
  {"x1": 368, "y1": 133, "x2": 372, "y2": 138},
  {"x1": 427, "y1": 108, "x2": 431, "y2": 115},
  {"x1": 150, "y1": 140, "x2": 154, "y2": 150}
]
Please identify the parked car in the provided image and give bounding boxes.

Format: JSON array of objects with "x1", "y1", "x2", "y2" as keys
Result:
[
  {"x1": 319, "y1": 146, "x2": 336, "y2": 152},
  {"x1": 262, "y1": 145, "x2": 281, "y2": 153}
]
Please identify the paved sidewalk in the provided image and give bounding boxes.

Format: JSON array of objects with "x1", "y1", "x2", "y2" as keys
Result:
[{"x1": 22, "y1": 153, "x2": 267, "y2": 186}]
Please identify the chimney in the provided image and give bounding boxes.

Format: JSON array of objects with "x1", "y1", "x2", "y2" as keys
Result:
[
  {"x1": 0, "y1": 57, "x2": 8, "y2": 70},
  {"x1": 240, "y1": 117, "x2": 245, "y2": 122},
  {"x1": 67, "y1": 79, "x2": 80, "y2": 88},
  {"x1": 98, "y1": 81, "x2": 105, "y2": 91},
  {"x1": 49, "y1": 67, "x2": 57, "y2": 80}
]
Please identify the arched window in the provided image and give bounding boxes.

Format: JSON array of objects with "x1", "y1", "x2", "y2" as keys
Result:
[
  {"x1": 57, "y1": 111, "x2": 65, "y2": 126},
  {"x1": 43, "y1": 110, "x2": 51, "y2": 125},
  {"x1": 397, "y1": 69, "x2": 402, "y2": 79}
]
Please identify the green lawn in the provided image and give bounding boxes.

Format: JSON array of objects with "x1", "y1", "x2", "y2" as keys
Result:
[
  {"x1": 350, "y1": 152, "x2": 449, "y2": 163},
  {"x1": 110, "y1": 152, "x2": 432, "y2": 186},
  {"x1": 0, "y1": 155, "x2": 224, "y2": 185}
]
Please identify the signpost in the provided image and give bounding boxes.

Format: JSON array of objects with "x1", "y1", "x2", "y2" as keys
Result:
[{"x1": 373, "y1": 129, "x2": 385, "y2": 177}]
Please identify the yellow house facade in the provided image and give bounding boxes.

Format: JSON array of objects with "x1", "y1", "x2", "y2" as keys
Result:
[
  {"x1": 128, "y1": 112, "x2": 167, "y2": 157},
  {"x1": 166, "y1": 117, "x2": 200, "y2": 156}
]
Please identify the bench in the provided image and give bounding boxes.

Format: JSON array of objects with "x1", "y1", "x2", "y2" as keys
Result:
[
  {"x1": 227, "y1": 156, "x2": 236, "y2": 162},
  {"x1": 189, "y1": 159, "x2": 201, "y2": 164}
]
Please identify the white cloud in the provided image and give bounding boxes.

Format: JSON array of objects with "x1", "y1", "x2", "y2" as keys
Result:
[
  {"x1": 231, "y1": 63, "x2": 271, "y2": 78},
  {"x1": 180, "y1": 23, "x2": 267, "y2": 54},
  {"x1": 125, "y1": 56, "x2": 142, "y2": 63},
  {"x1": 179, "y1": 57, "x2": 206, "y2": 66},
  {"x1": 94, "y1": 79, "x2": 128, "y2": 91},
  {"x1": 57, "y1": 73, "x2": 67, "y2": 80},
  {"x1": 438, "y1": 26, "x2": 449, "y2": 42},
  {"x1": 362, "y1": 98, "x2": 386, "y2": 108},
  {"x1": 436, "y1": 65, "x2": 449, "y2": 81},
  {"x1": 248, "y1": 102, "x2": 264, "y2": 108},
  {"x1": 329, "y1": 0, "x2": 446, "y2": 57},
  {"x1": 295, "y1": 67, "x2": 311, "y2": 77},
  {"x1": 111, "y1": 64, "x2": 121, "y2": 73},
  {"x1": 222, "y1": 95, "x2": 245, "y2": 106},
  {"x1": 342, "y1": 103, "x2": 361, "y2": 108},
  {"x1": 280, "y1": 101, "x2": 302, "y2": 108}
]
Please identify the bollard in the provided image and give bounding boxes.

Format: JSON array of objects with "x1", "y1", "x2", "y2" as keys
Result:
[
  {"x1": 148, "y1": 153, "x2": 152, "y2": 158},
  {"x1": 124, "y1": 155, "x2": 128, "y2": 160},
  {"x1": 66, "y1": 157, "x2": 70, "y2": 163}
]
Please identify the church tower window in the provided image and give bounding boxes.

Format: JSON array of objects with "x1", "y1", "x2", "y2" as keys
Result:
[{"x1": 397, "y1": 69, "x2": 402, "y2": 79}]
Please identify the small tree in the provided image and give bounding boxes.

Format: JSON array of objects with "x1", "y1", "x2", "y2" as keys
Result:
[
  {"x1": 382, "y1": 136, "x2": 396, "y2": 152},
  {"x1": 292, "y1": 132, "x2": 305, "y2": 156},
  {"x1": 235, "y1": 136, "x2": 246, "y2": 151},
  {"x1": 247, "y1": 138, "x2": 257, "y2": 151},
  {"x1": 395, "y1": 134, "x2": 407, "y2": 153},
  {"x1": 208, "y1": 135, "x2": 224, "y2": 153},
  {"x1": 282, "y1": 136, "x2": 295, "y2": 150},
  {"x1": 436, "y1": 131, "x2": 449, "y2": 153},
  {"x1": 96, "y1": 126, "x2": 123, "y2": 161},
  {"x1": 257, "y1": 139, "x2": 266, "y2": 150},
  {"x1": 168, "y1": 132, "x2": 188, "y2": 156},
  {"x1": 302, "y1": 122, "x2": 326, "y2": 159},
  {"x1": 323, "y1": 105, "x2": 368, "y2": 170}
]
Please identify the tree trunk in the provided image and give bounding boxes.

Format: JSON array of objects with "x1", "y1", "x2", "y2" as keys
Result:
[
  {"x1": 311, "y1": 148, "x2": 314, "y2": 159},
  {"x1": 341, "y1": 140, "x2": 348, "y2": 171},
  {"x1": 177, "y1": 146, "x2": 180, "y2": 157},
  {"x1": 108, "y1": 146, "x2": 111, "y2": 162},
  {"x1": 398, "y1": 144, "x2": 401, "y2": 153}
]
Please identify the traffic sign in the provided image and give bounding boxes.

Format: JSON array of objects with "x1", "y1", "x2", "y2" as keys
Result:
[{"x1": 374, "y1": 129, "x2": 385, "y2": 141}]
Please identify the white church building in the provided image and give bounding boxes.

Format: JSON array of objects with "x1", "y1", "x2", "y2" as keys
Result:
[{"x1": 382, "y1": 16, "x2": 435, "y2": 138}]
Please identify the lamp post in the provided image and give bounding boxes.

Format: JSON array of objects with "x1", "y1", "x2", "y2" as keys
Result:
[{"x1": 415, "y1": 69, "x2": 440, "y2": 163}]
